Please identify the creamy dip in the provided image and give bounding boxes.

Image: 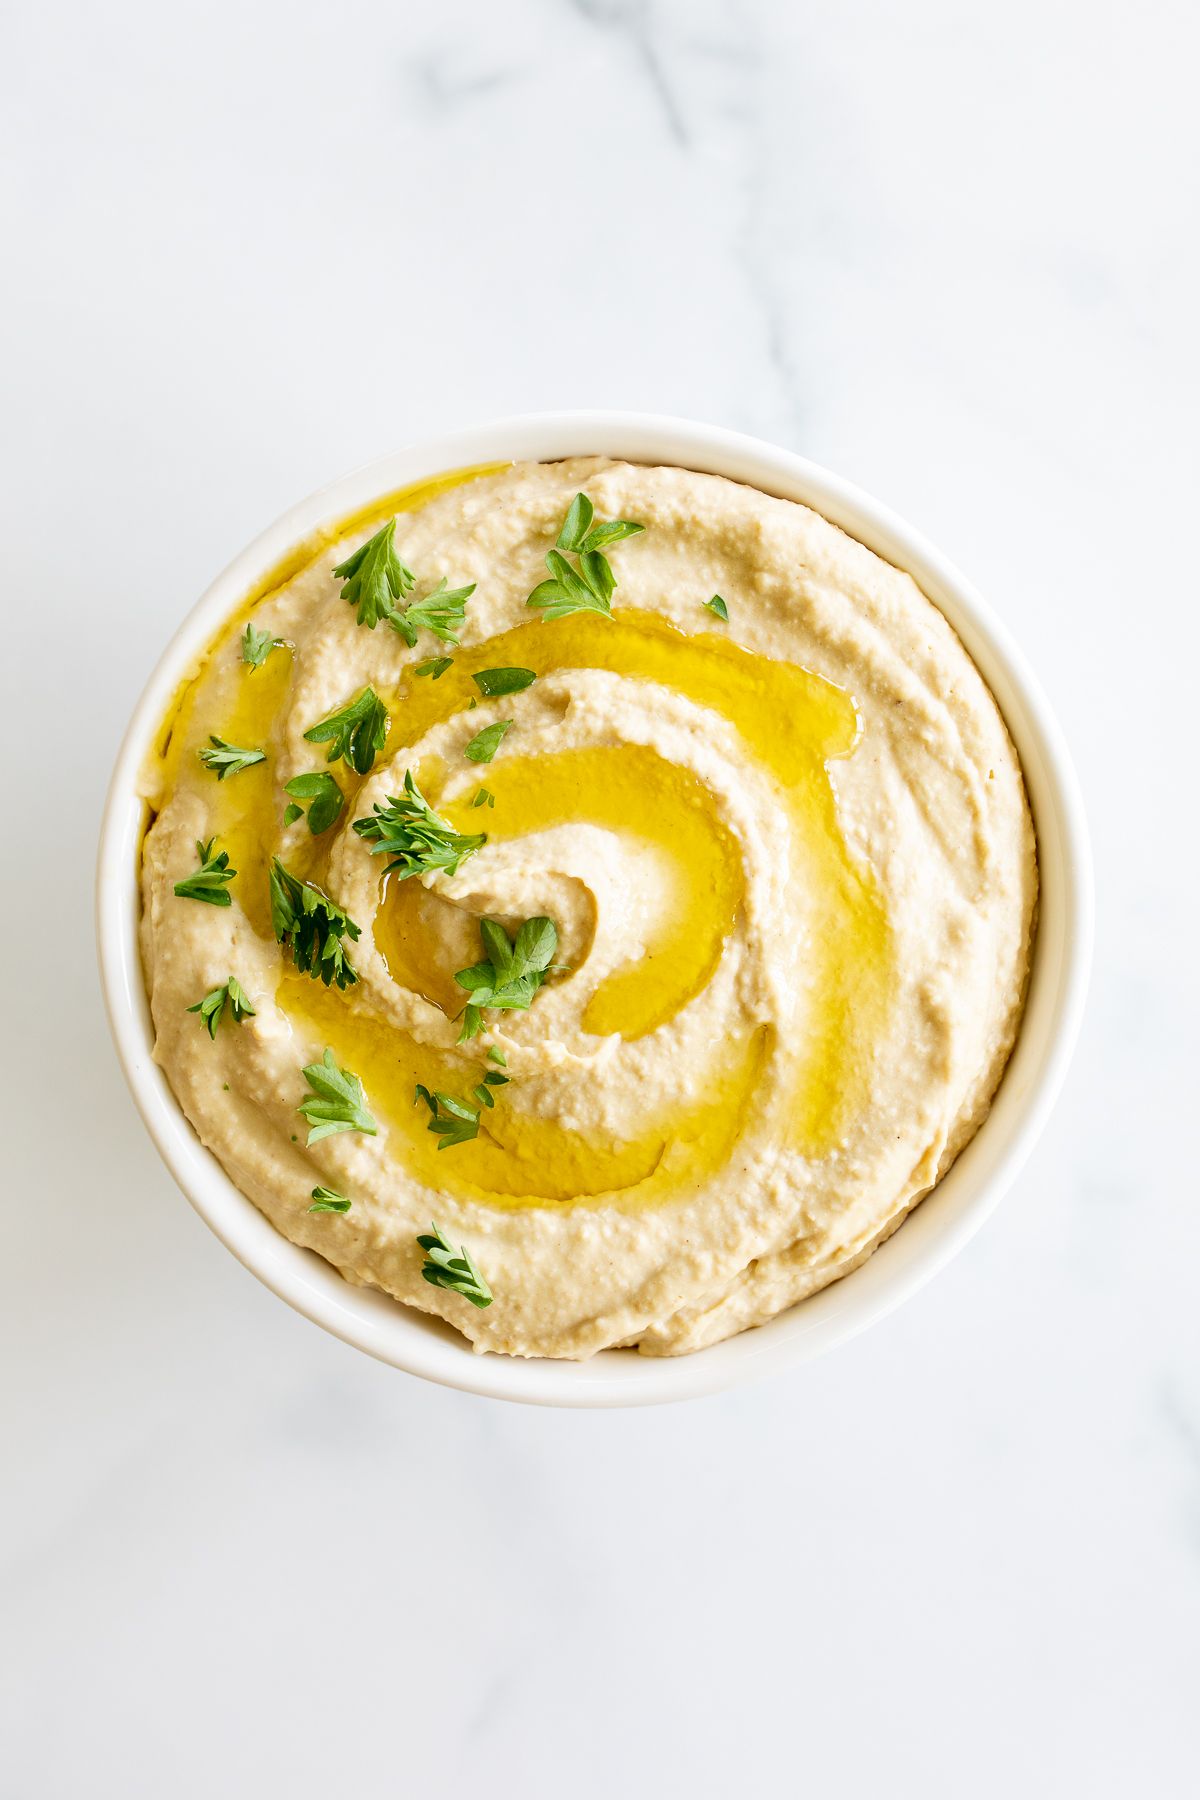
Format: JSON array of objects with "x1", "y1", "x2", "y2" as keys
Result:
[{"x1": 139, "y1": 458, "x2": 1037, "y2": 1357}]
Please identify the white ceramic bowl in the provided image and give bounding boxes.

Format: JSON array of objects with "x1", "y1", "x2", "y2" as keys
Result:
[{"x1": 96, "y1": 413, "x2": 1092, "y2": 1407}]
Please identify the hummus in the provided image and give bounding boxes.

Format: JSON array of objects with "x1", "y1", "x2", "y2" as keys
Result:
[{"x1": 139, "y1": 458, "x2": 1037, "y2": 1358}]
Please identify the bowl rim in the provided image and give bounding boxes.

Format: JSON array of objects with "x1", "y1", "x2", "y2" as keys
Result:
[{"x1": 96, "y1": 410, "x2": 1093, "y2": 1407}]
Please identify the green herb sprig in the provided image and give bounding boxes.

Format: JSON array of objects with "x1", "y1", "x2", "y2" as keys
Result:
[
  {"x1": 309, "y1": 1186, "x2": 351, "y2": 1213},
  {"x1": 303, "y1": 687, "x2": 388, "y2": 776},
  {"x1": 283, "y1": 771, "x2": 344, "y2": 835},
  {"x1": 242, "y1": 623, "x2": 284, "y2": 668},
  {"x1": 390, "y1": 578, "x2": 476, "y2": 648},
  {"x1": 353, "y1": 771, "x2": 486, "y2": 880},
  {"x1": 454, "y1": 915, "x2": 558, "y2": 1042},
  {"x1": 333, "y1": 519, "x2": 414, "y2": 628},
  {"x1": 174, "y1": 838, "x2": 236, "y2": 907},
  {"x1": 298, "y1": 1049, "x2": 376, "y2": 1144},
  {"x1": 473, "y1": 667, "x2": 536, "y2": 697},
  {"x1": 413, "y1": 1086, "x2": 481, "y2": 1150},
  {"x1": 417, "y1": 1222, "x2": 492, "y2": 1305},
  {"x1": 187, "y1": 975, "x2": 256, "y2": 1038},
  {"x1": 464, "y1": 719, "x2": 511, "y2": 763},
  {"x1": 270, "y1": 859, "x2": 360, "y2": 988},
  {"x1": 526, "y1": 492, "x2": 644, "y2": 620},
  {"x1": 198, "y1": 736, "x2": 267, "y2": 780},
  {"x1": 703, "y1": 594, "x2": 729, "y2": 622},
  {"x1": 332, "y1": 519, "x2": 475, "y2": 645},
  {"x1": 472, "y1": 1069, "x2": 510, "y2": 1108}
]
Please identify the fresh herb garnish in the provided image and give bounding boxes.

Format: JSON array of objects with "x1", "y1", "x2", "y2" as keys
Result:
[
  {"x1": 471, "y1": 787, "x2": 495, "y2": 809},
  {"x1": 528, "y1": 550, "x2": 612, "y2": 619},
  {"x1": 473, "y1": 667, "x2": 536, "y2": 698},
  {"x1": 487, "y1": 1046, "x2": 507, "y2": 1066},
  {"x1": 414, "y1": 656, "x2": 453, "y2": 680},
  {"x1": 302, "y1": 686, "x2": 388, "y2": 776},
  {"x1": 557, "y1": 491, "x2": 644, "y2": 556},
  {"x1": 703, "y1": 594, "x2": 729, "y2": 622},
  {"x1": 187, "y1": 975, "x2": 256, "y2": 1038},
  {"x1": 464, "y1": 719, "x2": 511, "y2": 763},
  {"x1": 298, "y1": 1049, "x2": 376, "y2": 1145},
  {"x1": 390, "y1": 578, "x2": 476, "y2": 648},
  {"x1": 333, "y1": 518, "x2": 414, "y2": 629},
  {"x1": 198, "y1": 736, "x2": 267, "y2": 780},
  {"x1": 241, "y1": 623, "x2": 284, "y2": 668},
  {"x1": 454, "y1": 914, "x2": 558, "y2": 1041},
  {"x1": 283, "y1": 771, "x2": 344, "y2": 835},
  {"x1": 309, "y1": 1186, "x2": 352, "y2": 1213},
  {"x1": 269, "y1": 859, "x2": 360, "y2": 988},
  {"x1": 414, "y1": 1087, "x2": 481, "y2": 1151},
  {"x1": 417, "y1": 1222, "x2": 492, "y2": 1305},
  {"x1": 353, "y1": 771, "x2": 486, "y2": 880},
  {"x1": 526, "y1": 492, "x2": 644, "y2": 620},
  {"x1": 173, "y1": 837, "x2": 236, "y2": 906},
  {"x1": 471, "y1": 1069, "x2": 511, "y2": 1108},
  {"x1": 332, "y1": 520, "x2": 475, "y2": 644}
]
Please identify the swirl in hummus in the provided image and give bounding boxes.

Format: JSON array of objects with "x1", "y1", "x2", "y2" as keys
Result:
[{"x1": 139, "y1": 458, "x2": 1037, "y2": 1358}]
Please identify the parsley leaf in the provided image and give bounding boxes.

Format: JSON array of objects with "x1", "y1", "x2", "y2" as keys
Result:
[
  {"x1": 555, "y1": 492, "x2": 644, "y2": 556},
  {"x1": 417, "y1": 1222, "x2": 492, "y2": 1305},
  {"x1": 269, "y1": 859, "x2": 360, "y2": 988},
  {"x1": 454, "y1": 914, "x2": 558, "y2": 1041},
  {"x1": 487, "y1": 1046, "x2": 507, "y2": 1066},
  {"x1": 555, "y1": 491, "x2": 594, "y2": 551},
  {"x1": 174, "y1": 837, "x2": 236, "y2": 906},
  {"x1": 241, "y1": 623, "x2": 284, "y2": 668},
  {"x1": 302, "y1": 686, "x2": 388, "y2": 775},
  {"x1": 198, "y1": 736, "x2": 267, "y2": 780},
  {"x1": 298, "y1": 1048, "x2": 376, "y2": 1144},
  {"x1": 283, "y1": 771, "x2": 344, "y2": 835},
  {"x1": 527, "y1": 550, "x2": 611, "y2": 620},
  {"x1": 473, "y1": 666, "x2": 536, "y2": 697},
  {"x1": 471, "y1": 786, "x2": 495, "y2": 809},
  {"x1": 527, "y1": 492, "x2": 644, "y2": 620},
  {"x1": 353, "y1": 770, "x2": 486, "y2": 880},
  {"x1": 414, "y1": 1087, "x2": 481, "y2": 1151},
  {"x1": 309, "y1": 1186, "x2": 352, "y2": 1213},
  {"x1": 464, "y1": 719, "x2": 511, "y2": 763},
  {"x1": 703, "y1": 594, "x2": 729, "y2": 622},
  {"x1": 414, "y1": 656, "x2": 453, "y2": 680},
  {"x1": 389, "y1": 577, "x2": 476, "y2": 648},
  {"x1": 187, "y1": 975, "x2": 256, "y2": 1038},
  {"x1": 333, "y1": 518, "x2": 414, "y2": 629},
  {"x1": 472, "y1": 1069, "x2": 510, "y2": 1107}
]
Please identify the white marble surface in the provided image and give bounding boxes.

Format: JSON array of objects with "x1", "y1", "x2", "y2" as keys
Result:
[{"x1": 2, "y1": 0, "x2": 1197, "y2": 1792}]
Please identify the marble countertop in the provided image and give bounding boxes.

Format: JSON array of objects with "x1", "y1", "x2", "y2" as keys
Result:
[{"x1": 2, "y1": 1, "x2": 1196, "y2": 1793}]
